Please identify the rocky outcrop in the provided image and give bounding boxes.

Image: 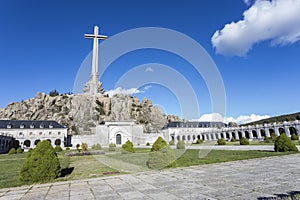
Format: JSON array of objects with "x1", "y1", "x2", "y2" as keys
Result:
[{"x1": 0, "y1": 92, "x2": 173, "y2": 134}]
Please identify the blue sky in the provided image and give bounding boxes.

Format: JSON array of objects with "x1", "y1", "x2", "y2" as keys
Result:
[{"x1": 1, "y1": 0, "x2": 300, "y2": 123}]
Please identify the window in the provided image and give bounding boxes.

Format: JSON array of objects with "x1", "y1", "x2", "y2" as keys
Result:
[
  {"x1": 58, "y1": 132, "x2": 61, "y2": 135},
  {"x1": 20, "y1": 124, "x2": 24, "y2": 128},
  {"x1": 19, "y1": 132, "x2": 23, "y2": 136},
  {"x1": 7, "y1": 124, "x2": 11, "y2": 129},
  {"x1": 39, "y1": 132, "x2": 42, "y2": 135},
  {"x1": 49, "y1": 125, "x2": 53, "y2": 128},
  {"x1": 29, "y1": 132, "x2": 33, "y2": 136},
  {"x1": 49, "y1": 132, "x2": 52, "y2": 135},
  {"x1": 30, "y1": 124, "x2": 34, "y2": 128}
]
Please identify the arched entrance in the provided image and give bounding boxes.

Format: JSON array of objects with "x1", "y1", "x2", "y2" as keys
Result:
[
  {"x1": 116, "y1": 134, "x2": 122, "y2": 145},
  {"x1": 55, "y1": 139, "x2": 61, "y2": 146},
  {"x1": 24, "y1": 140, "x2": 31, "y2": 148},
  {"x1": 34, "y1": 139, "x2": 41, "y2": 146}
]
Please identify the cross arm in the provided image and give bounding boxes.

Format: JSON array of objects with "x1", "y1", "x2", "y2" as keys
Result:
[{"x1": 84, "y1": 34, "x2": 108, "y2": 39}]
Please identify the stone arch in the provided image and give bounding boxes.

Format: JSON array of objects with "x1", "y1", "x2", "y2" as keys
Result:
[
  {"x1": 55, "y1": 139, "x2": 61, "y2": 146},
  {"x1": 24, "y1": 140, "x2": 31, "y2": 148},
  {"x1": 231, "y1": 132, "x2": 236, "y2": 139},
  {"x1": 238, "y1": 132, "x2": 242, "y2": 139},
  {"x1": 182, "y1": 135, "x2": 186, "y2": 141},
  {"x1": 279, "y1": 128, "x2": 285, "y2": 134},
  {"x1": 215, "y1": 133, "x2": 219, "y2": 139},
  {"x1": 252, "y1": 130, "x2": 257, "y2": 139},
  {"x1": 289, "y1": 127, "x2": 298, "y2": 136},
  {"x1": 187, "y1": 135, "x2": 191, "y2": 141},
  {"x1": 34, "y1": 139, "x2": 41, "y2": 146},
  {"x1": 177, "y1": 135, "x2": 180, "y2": 141},
  {"x1": 269, "y1": 128, "x2": 275, "y2": 136},
  {"x1": 226, "y1": 132, "x2": 230, "y2": 139},
  {"x1": 221, "y1": 133, "x2": 225, "y2": 138},
  {"x1": 245, "y1": 131, "x2": 250, "y2": 139},
  {"x1": 193, "y1": 135, "x2": 196, "y2": 140},
  {"x1": 202, "y1": 135, "x2": 205, "y2": 141},
  {"x1": 11, "y1": 140, "x2": 20, "y2": 149},
  {"x1": 46, "y1": 139, "x2": 52, "y2": 144},
  {"x1": 116, "y1": 133, "x2": 122, "y2": 145},
  {"x1": 260, "y1": 129, "x2": 266, "y2": 138}
]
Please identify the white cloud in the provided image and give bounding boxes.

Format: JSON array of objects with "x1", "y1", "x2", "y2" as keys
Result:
[
  {"x1": 143, "y1": 85, "x2": 152, "y2": 90},
  {"x1": 212, "y1": 0, "x2": 300, "y2": 56},
  {"x1": 243, "y1": 0, "x2": 252, "y2": 6},
  {"x1": 145, "y1": 66, "x2": 154, "y2": 72},
  {"x1": 194, "y1": 113, "x2": 270, "y2": 125},
  {"x1": 105, "y1": 87, "x2": 143, "y2": 96}
]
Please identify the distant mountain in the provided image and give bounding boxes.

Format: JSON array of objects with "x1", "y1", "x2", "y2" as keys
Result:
[{"x1": 242, "y1": 112, "x2": 300, "y2": 126}]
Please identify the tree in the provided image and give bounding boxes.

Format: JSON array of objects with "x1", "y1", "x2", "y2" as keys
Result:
[
  {"x1": 19, "y1": 140, "x2": 61, "y2": 182},
  {"x1": 122, "y1": 140, "x2": 135, "y2": 153},
  {"x1": 49, "y1": 89, "x2": 59, "y2": 97},
  {"x1": 274, "y1": 133, "x2": 298, "y2": 152},
  {"x1": 291, "y1": 133, "x2": 298, "y2": 140},
  {"x1": 176, "y1": 140, "x2": 185, "y2": 149},
  {"x1": 16, "y1": 147, "x2": 23, "y2": 154},
  {"x1": 147, "y1": 137, "x2": 177, "y2": 169},
  {"x1": 92, "y1": 143, "x2": 102, "y2": 150},
  {"x1": 109, "y1": 143, "x2": 116, "y2": 151},
  {"x1": 81, "y1": 143, "x2": 88, "y2": 152},
  {"x1": 8, "y1": 148, "x2": 16, "y2": 154},
  {"x1": 240, "y1": 137, "x2": 249, "y2": 145},
  {"x1": 217, "y1": 138, "x2": 226, "y2": 145}
]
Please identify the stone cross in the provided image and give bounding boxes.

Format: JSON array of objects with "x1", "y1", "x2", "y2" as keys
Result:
[{"x1": 84, "y1": 26, "x2": 108, "y2": 95}]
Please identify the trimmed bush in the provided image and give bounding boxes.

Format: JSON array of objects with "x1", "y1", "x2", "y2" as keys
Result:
[
  {"x1": 274, "y1": 133, "x2": 298, "y2": 152},
  {"x1": 240, "y1": 137, "x2": 249, "y2": 145},
  {"x1": 291, "y1": 133, "x2": 298, "y2": 140},
  {"x1": 76, "y1": 144, "x2": 80, "y2": 152},
  {"x1": 230, "y1": 137, "x2": 236, "y2": 142},
  {"x1": 19, "y1": 140, "x2": 61, "y2": 182},
  {"x1": 109, "y1": 143, "x2": 116, "y2": 151},
  {"x1": 81, "y1": 143, "x2": 88, "y2": 152},
  {"x1": 8, "y1": 148, "x2": 16, "y2": 154},
  {"x1": 147, "y1": 137, "x2": 177, "y2": 169},
  {"x1": 146, "y1": 142, "x2": 150, "y2": 146},
  {"x1": 176, "y1": 140, "x2": 185, "y2": 149},
  {"x1": 264, "y1": 136, "x2": 273, "y2": 143},
  {"x1": 217, "y1": 138, "x2": 226, "y2": 145},
  {"x1": 169, "y1": 140, "x2": 175, "y2": 146},
  {"x1": 54, "y1": 145, "x2": 62, "y2": 152},
  {"x1": 16, "y1": 147, "x2": 23, "y2": 154},
  {"x1": 122, "y1": 140, "x2": 135, "y2": 153},
  {"x1": 92, "y1": 143, "x2": 102, "y2": 150},
  {"x1": 65, "y1": 147, "x2": 70, "y2": 151},
  {"x1": 195, "y1": 139, "x2": 203, "y2": 144}
]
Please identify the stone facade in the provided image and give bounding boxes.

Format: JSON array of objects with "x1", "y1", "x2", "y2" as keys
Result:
[{"x1": 0, "y1": 120, "x2": 68, "y2": 150}]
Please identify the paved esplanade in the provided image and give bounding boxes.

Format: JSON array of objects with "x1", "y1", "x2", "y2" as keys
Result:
[{"x1": 1, "y1": 154, "x2": 299, "y2": 200}]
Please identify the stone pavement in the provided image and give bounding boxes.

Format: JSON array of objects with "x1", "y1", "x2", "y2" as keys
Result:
[{"x1": 0, "y1": 154, "x2": 299, "y2": 200}]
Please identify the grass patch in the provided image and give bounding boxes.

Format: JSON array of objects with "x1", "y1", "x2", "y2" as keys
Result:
[{"x1": 0, "y1": 149, "x2": 297, "y2": 188}]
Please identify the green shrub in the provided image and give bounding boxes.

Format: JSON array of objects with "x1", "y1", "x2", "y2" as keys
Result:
[
  {"x1": 81, "y1": 143, "x2": 88, "y2": 152},
  {"x1": 19, "y1": 140, "x2": 61, "y2": 182},
  {"x1": 230, "y1": 137, "x2": 236, "y2": 142},
  {"x1": 217, "y1": 138, "x2": 226, "y2": 145},
  {"x1": 291, "y1": 133, "x2": 298, "y2": 140},
  {"x1": 176, "y1": 140, "x2": 185, "y2": 149},
  {"x1": 240, "y1": 137, "x2": 249, "y2": 145},
  {"x1": 54, "y1": 145, "x2": 62, "y2": 152},
  {"x1": 195, "y1": 139, "x2": 203, "y2": 144},
  {"x1": 122, "y1": 140, "x2": 135, "y2": 153},
  {"x1": 92, "y1": 143, "x2": 102, "y2": 150},
  {"x1": 109, "y1": 143, "x2": 116, "y2": 151},
  {"x1": 76, "y1": 144, "x2": 80, "y2": 152},
  {"x1": 8, "y1": 148, "x2": 16, "y2": 154},
  {"x1": 169, "y1": 140, "x2": 175, "y2": 146},
  {"x1": 146, "y1": 142, "x2": 150, "y2": 146},
  {"x1": 147, "y1": 137, "x2": 177, "y2": 169},
  {"x1": 16, "y1": 147, "x2": 23, "y2": 154},
  {"x1": 264, "y1": 136, "x2": 273, "y2": 143},
  {"x1": 65, "y1": 147, "x2": 70, "y2": 151},
  {"x1": 274, "y1": 133, "x2": 298, "y2": 152}
]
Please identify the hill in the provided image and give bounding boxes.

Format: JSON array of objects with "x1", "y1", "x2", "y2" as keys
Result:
[{"x1": 242, "y1": 112, "x2": 300, "y2": 126}]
